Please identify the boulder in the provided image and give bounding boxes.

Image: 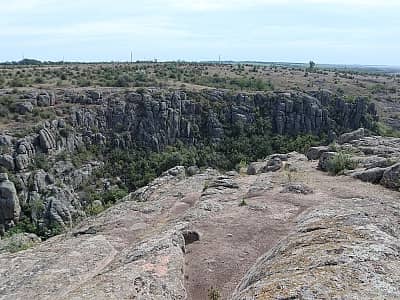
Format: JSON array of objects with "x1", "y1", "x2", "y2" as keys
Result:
[
  {"x1": 380, "y1": 163, "x2": 400, "y2": 189},
  {"x1": 352, "y1": 167, "x2": 387, "y2": 184},
  {"x1": 0, "y1": 173, "x2": 21, "y2": 230},
  {"x1": 318, "y1": 152, "x2": 336, "y2": 171},
  {"x1": 281, "y1": 183, "x2": 313, "y2": 195},
  {"x1": 15, "y1": 102, "x2": 34, "y2": 114},
  {"x1": 247, "y1": 162, "x2": 266, "y2": 175},
  {"x1": 0, "y1": 155, "x2": 14, "y2": 171},
  {"x1": 338, "y1": 128, "x2": 365, "y2": 144},
  {"x1": 15, "y1": 154, "x2": 30, "y2": 171},
  {"x1": 45, "y1": 196, "x2": 72, "y2": 228},
  {"x1": 186, "y1": 166, "x2": 200, "y2": 177},
  {"x1": 0, "y1": 135, "x2": 13, "y2": 147},
  {"x1": 37, "y1": 91, "x2": 55, "y2": 106},
  {"x1": 306, "y1": 146, "x2": 329, "y2": 160},
  {"x1": 247, "y1": 158, "x2": 283, "y2": 175},
  {"x1": 261, "y1": 157, "x2": 283, "y2": 172}
]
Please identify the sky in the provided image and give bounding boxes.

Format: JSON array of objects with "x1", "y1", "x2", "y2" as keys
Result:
[{"x1": 1, "y1": 0, "x2": 399, "y2": 65}]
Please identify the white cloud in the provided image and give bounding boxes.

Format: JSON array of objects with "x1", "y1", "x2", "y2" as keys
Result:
[
  {"x1": 0, "y1": 17, "x2": 189, "y2": 39},
  {"x1": 0, "y1": 0, "x2": 54, "y2": 13},
  {"x1": 159, "y1": 0, "x2": 400, "y2": 11}
]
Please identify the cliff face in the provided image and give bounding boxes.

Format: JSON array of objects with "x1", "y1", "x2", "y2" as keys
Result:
[
  {"x1": 66, "y1": 89, "x2": 377, "y2": 149},
  {"x1": 0, "y1": 88, "x2": 377, "y2": 232}
]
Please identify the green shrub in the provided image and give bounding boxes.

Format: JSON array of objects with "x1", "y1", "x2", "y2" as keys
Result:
[
  {"x1": 327, "y1": 152, "x2": 358, "y2": 175},
  {"x1": 208, "y1": 287, "x2": 221, "y2": 300},
  {"x1": 85, "y1": 202, "x2": 105, "y2": 216},
  {"x1": 31, "y1": 153, "x2": 50, "y2": 171},
  {"x1": 239, "y1": 198, "x2": 247, "y2": 206}
]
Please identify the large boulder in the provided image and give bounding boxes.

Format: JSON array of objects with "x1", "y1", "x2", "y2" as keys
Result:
[
  {"x1": 0, "y1": 155, "x2": 14, "y2": 171},
  {"x1": 45, "y1": 196, "x2": 72, "y2": 228},
  {"x1": 247, "y1": 162, "x2": 267, "y2": 175},
  {"x1": 306, "y1": 146, "x2": 329, "y2": 160},
  {"x1": 247, "y1": 157, "x2": 283, "y2": 175},
  {"x1": 338, "y1": 128, "x2": 365, "y2": 144},
  {"x1": 318, "y1": 152, "x2": 336, "y2": 171},
  {"x1": 380, "y1": 163, "x2": 400, "y2": 189},
  {"x1": 0, "y1": 135, "x2": 13, "y2": 147},
  {"x1": 261, "y1": 157, "x2": 283, "y2": 172},
  {"x1": 352, "y1": 167, "x2": 387, "y2": 184},
  {"x1": 15, "y1": 102, "x2": 34, "y2": 114},
  {"x1": 37, "y1": 91, "x2": 55, "y2": 107},
  {"x1": 0, "y1": 173, "x2": 21, "y2": 230}
]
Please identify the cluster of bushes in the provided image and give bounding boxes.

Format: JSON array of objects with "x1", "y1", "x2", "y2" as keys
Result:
[{"x1": 327, "y1": 152, "x2": 358, "y2": 175}]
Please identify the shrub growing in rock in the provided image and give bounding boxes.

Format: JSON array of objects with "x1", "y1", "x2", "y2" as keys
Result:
[{"x1": 327, "y1": 152, "x2": 358, "y2": 175}]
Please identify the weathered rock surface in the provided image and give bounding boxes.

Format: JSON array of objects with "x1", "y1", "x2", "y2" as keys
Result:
[
  {"x1": 317, "y1": 151, "x2": 336, "y2": 171},
  {"x1": 315, "y1": 129, "x2": 400, "y2": 189},
  {"x1": 233, "y1": 196, "x2": 400, "y2": 299},
  {"x1": 0, "y1": 153, "x2": 399, "y2": 299},
  {"x1": 306, "y1": 145, "x2": 329, "y2": 160},
  {"x1": 352, "y1": 167, "x2": 387, "y2": 183},
  {"x1": 337, "y1": 127, "x2": 365, "y2": 144},
  {"x1": 0, "y1": 173, "x2": 20, "y2": 231},
  {"x1": 381, "y1": 163, "x2": 400, "y2": 189}
]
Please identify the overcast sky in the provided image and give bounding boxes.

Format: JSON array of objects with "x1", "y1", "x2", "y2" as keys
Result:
[{"x1": 1, "y1": 0, "x2": 399, "y2": 65}]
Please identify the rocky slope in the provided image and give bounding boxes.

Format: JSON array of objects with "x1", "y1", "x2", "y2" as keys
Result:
[
  {"x1": 0, "y1": 88, "x2": 378, "y2": 234},
  {"x1": 0, "y1": 140, "x2": 399, "y2": 299}
]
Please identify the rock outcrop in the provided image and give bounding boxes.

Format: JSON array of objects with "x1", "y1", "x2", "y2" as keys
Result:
[
  {"x1": 310, "y1": 129, "x2": 400, "y2": 190},
  {"x1": 0, "y1": 152, "x2": 399, "y2": 299},
  {"x1": 0, "y1": 173, "x2": 20, "y2": 232}
]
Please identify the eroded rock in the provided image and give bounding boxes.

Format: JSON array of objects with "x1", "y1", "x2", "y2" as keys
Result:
[{"x1": 0, "y1": 173, "x2": 21, "y2": 230}]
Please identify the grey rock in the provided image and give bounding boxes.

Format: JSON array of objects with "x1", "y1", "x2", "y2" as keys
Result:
[
  {"x1": 261, "y1": 157, "x2": 283, "y2": 172},
  {"x1": 163, "y1": 166, "x2": 186, "y2": 178},
  {"x1": 0, "y1": 135, "x2": 13, "y2": 147},
  {"x1": 45, "y1": 196, "x2": 72, "y2": 228},
  {"x1": 352, "y1": 167, "x2": 387, "y2": 184},
  {"x1": 338, "y1": 128, "x2": 365, "y2": 144},
  {"x1": 247, "y1": 162, "x2": 266, "y2": 175},
  {"x1": 281, "y1": 183, "x2": 314, "y2": 194},
  {"x1": 0, "y1": 173, "x2": 21, "y2": 230},
  {"x1": 380, "y1": 163, "x2": 400, "y2": 189},
  {"x1": 0, "y1": 155, "x2": 14, "y2": 171},
  {"x1": 208, "y1": 176, "x2": 239, "y2": 189},
  {"x1": 318, "y1": 152, "x2": 336, "y2": 171},
  {"x1": 187, "y1": 166, "x2": 200, "y2": 176},
  {"x1": 14, "y1": 154, "x2": 30, "y2": 171},
  {"x1": 306, "y1": 146, "x2": 330, "y2": 160},
  {"x1": 225, "y1": 170, "x2": 239, "y2": 177},
  {"x1": 39, "y1": 128, "x2": 57, "y2": 152},
  {"x1": 37, "y1": 91, "x2": 55, "y2": 107},
  {"x1": 15, "y1": 102, "x2": 34, "y2": 114}
]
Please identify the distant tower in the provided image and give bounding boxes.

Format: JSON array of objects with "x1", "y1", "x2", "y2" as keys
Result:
[
  {"x1": 131, "y1": 51, "x2": 133, "y2": 64},
  {"x1": 219, "y1": 55, "x2": 221, "y2": 64}
]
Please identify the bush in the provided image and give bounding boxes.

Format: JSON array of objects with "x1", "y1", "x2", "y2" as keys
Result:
[
  {"x1": 208, "y1": 287, "x2": 221, "y2": 300},
  {"x1": 31, "y1": 153, "x2": 50, "y2": 171},
  {"x1": 102, "y1": 188, "x2": 129, "y2": 205},
  {"x1": 327, "y1": 152, "x2": 358, "y2": 175}
]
